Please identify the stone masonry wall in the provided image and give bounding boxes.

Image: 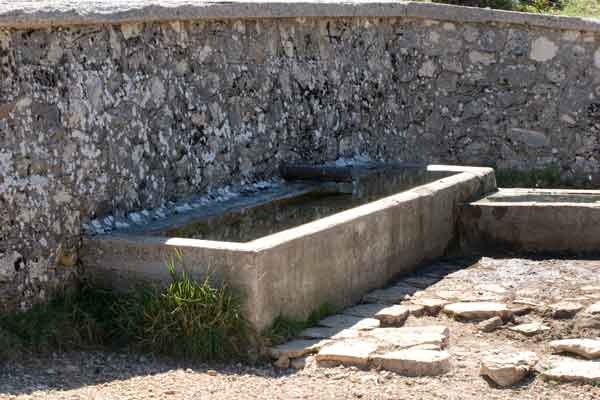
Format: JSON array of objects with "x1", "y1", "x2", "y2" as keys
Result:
[{"x1": 1, "y1": 2, "x2": 600, "y2": 310}]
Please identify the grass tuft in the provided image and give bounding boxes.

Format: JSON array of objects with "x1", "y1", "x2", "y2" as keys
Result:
[
  {"x1": 0, "y1": 286, "x2": 119, "y2": 356},
  {"x1": 0, "y1": 250, "x2": 252, "y2": 362},
  {"x1": 113, "y1": 251, "x2": 251, "y2": 361}
]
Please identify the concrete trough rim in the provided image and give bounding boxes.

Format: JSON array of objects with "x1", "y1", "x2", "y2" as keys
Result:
[
  {"x1": 250, "y1": 168, "x2": 489, "y2": 250},
  {"x1": 495, "y1": 188, "x2": 600, "y2": 196},
  {"x1": 471, "y1": 187, "x2": 600, "y2": 208},
  {"x1": 470, "y1": 202, "x2": 600, "y2": 208},
  {"x1": 87, "y1": 234, "x2": 258, "y2": 253}
]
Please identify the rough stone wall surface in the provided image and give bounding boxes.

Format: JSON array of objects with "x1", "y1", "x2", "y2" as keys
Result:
[{"x1": 1, "y1": 14, "x2": 600, "y2": 310}]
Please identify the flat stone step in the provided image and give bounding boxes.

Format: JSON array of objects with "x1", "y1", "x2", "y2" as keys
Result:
[
  {"x1": 371, "y1": 349, "x2": 452, "y2": 376},
  {"x1": 298, "y1": 327, "x2": 360, "y2": 340},
  {"x1": 373, "y1": 305, "x2": 410, "y2": 326},
  {"x1": 478, "y1": 316, "x2": 504, "y2": 333},
  {"x1": 315, "y1": 339, "x2": 378, "y2": 367},
  {"x1": 343, "y1": 304, "x2": 409, "y2": 326},
  {"x1": 268, "y1": 339, "x2": 327, "y2": 359},
  {"x1": 480, "y1": 351, "x2": 539, "y2": 387},
  {"x1": 401, "y1": 276, "x2": 441, "y2": 289},
  {"x1": 542, "y1": 359, "x2": 600, "y2": 384},
  {"x1": 586, "y1": 302, "x2": 600, "y2": 314},
  {"x1": 405, "y1": 304, "x2": 426, "y2": 317},
  {"x1": 581, "y1": 285, "x2": 600, "y2": 293},
  {"x1": 549, "y1": 339, "x2": 600, "y2": 360},
  {"x1": 363, "y1": 284, "x2": 418, "y2": 304},
  {"x1": 343, "y1": 303, "x2": 388, "y2": 318},
  {"x1": 412, "y1": 298, "x2": 449, "y2": 316},
  {"x1": 550, "y1": 301, "x2": 584, "y2": 319},
  {"x1": 443, "y1": 302, "x2": 512, "y2": 320},
  {"x1": 318, "y1": 314, "x2": 380, "y2": 331},
  {"x1": 367, "y1": 326, "x2": 450, "y2": 350},
  {"x1": 508, "y1": 322, "x2": 551, "y2": 336}
]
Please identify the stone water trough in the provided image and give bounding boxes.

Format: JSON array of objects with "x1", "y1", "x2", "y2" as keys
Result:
[
  {"x1": 81, "y1": 164, "x2": 495, "y2": 330},
  {"x1": 462, "y1": 188, "x2": 600, "y2": 254}
]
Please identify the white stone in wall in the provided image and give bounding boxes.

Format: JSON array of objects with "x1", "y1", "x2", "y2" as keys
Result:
[
  {"x1": 109, "y1": 26, "x2": 122, "y2": 56},
  {"x1": 121, "y1": 23, "x2": 143, "y2": 39},
  {"x1": 0, "y1": 30, "x2": 8, "y2": 49},
  {"x1": 469, "y1": 51, "x2": 496, "y2": 66},
  {"x1": 0, "y1": 251, "x2": 22, "y2": 282},
  {"x1": 418, "y1": 60, "x2": 437, "y2": 78},
  {"x1": 562, "y1": 31, "x2": 580, "y2": 42},
  {"x1": 529, "y1": 37, "x2": 558, "y2": 62},
  {"x1": 463, "y1": 26, "x2": 479, "y2": 42},
  {"x1": 594, "y1": 48, "x2": 600, "y2": 69}
]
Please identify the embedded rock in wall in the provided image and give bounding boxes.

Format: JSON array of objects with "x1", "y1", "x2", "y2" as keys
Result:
[
  {"x1": 0, "y1": 251, "x2": 22, "y2": 282},
  {"x1": 0, "y1": 2, "x2": 600, "y2": 310}
]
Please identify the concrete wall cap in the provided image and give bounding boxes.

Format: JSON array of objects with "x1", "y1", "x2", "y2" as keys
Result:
[{"x1": 0, "y1": 1, "x2": 599, "y2": 32}]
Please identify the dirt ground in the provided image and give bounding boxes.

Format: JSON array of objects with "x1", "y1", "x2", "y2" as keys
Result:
[{"x1": 2, "y1": 255, "x2": 600, "y2": 400}]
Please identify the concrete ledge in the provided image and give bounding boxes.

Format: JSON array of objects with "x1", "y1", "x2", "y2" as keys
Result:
[
  {"x1": 461, "y1": 189, "x2": 600, "y2": 254},
  {"x1": 0, "y1": 1, "x2": 598, "y2": 32}
]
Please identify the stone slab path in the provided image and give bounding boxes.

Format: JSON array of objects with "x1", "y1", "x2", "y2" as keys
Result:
[
  {"x1": 3, "y1": 256, "x2": 600, "y2": 399},
  {"x1": 268, "y1": 256, "x2": 600, "y2": 388}
]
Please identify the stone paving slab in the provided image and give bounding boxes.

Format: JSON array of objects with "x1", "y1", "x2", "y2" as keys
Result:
[
  {"x1": 443, "y1": 302, "x2": 512, "y2": 320},
  {"x1": 401, "y1": 276, "x2": 442, "y2": 289},
  {"x1": 342, "y1": 304, "x2": 388, "y2": 319},
  {"x1": 363, "y1": 285, "x2": 418, "y2": 305},
  {"x1": 550, "y1": 302, "x2": 584, "y2": 319},
  {"x1": 368, "y1": 326, "x2": 450, "y2": 350},
  {"x1": 371, "y1": 349, "x2": 452, "y2": 376},
  {"x1": 299, "y1": 327, "x2": 360, "y2": 340},
  {"x1": 480, "y1": 351, "x2": 539, "y2": 387},
  {"x1": 542, "y1": 359, "x2": 600, "y2": 383},
  {"x1": 372, "y1": 305, "x2": 411, "y2": 326},
  {"x1": 268, "y1": 339, "x2": 328, "y2": 359},
  {"x1": 412, "y1": 298, "x2": 449, "y2": 316},
  {"x1": 318, "y1": 315, "x2": 380, "y2": 331},
  {"x1": 509, "y1": 322, "x2": 551, "y2": 336},
  {"x1": 342, "y1": 304, "x2": 409, "y2": 326},
  {"x1": 315, "y1": 340, "x2": 379, "y2": 367},
  {"x1": 549, "y1": 339, "x2": 600, "y2": 360}
]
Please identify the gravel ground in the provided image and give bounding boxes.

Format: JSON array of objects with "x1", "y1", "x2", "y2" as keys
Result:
[{"x1": 2, "y1": 256, "x2": 600, "y2": 400}]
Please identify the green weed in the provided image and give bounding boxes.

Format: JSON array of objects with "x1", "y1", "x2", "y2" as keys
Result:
[
  {"x1": 112, "y1": 251, "x2": 252, "y2": 361},
  {"x1": 0, "y1": 250, "x2": 252, "y2": 362},
  {"x1": 428, "y1": 0, "x2": 599, "y2": 17},
  {"x1": 0, "y1": 286, "x2": 119, "y2": 355}
]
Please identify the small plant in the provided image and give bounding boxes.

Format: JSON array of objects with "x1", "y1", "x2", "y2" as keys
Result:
[
  {"x1": 0, "y1": 285, "x2": 119, "y2": 355},
  {"x1": 112, "y1": 250, "x2": 252, "y2": 360},
  {"x1": 560, "y1": 0, "x2": 600, "y2": 16},
  {"x1": 0, "y1": 250, "x2": 252, "y2": 362},
  {"x1": 262, "y1": 302, "x2": 338, "y2": 346},
  {"x1": 428, "y1": 0, "x2": 599, "y2": 16}
]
